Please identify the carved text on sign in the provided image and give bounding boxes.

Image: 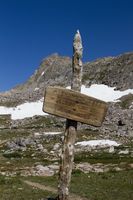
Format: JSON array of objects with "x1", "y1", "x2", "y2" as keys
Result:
[{"x1": 43, "y1": 86, "x2": 108, "y2": 127}]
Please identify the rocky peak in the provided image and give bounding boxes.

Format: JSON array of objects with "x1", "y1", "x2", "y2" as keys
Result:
[
  {"x1": 0, "y1": 52, "x2": 133, "y2": 107},
  {"x1": 83, "y1": 52, "x2": 133, "y2": 90}
]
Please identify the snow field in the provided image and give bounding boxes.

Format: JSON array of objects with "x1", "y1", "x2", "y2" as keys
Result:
[{"x1": 0, "y1": 84, "x2": 133, "y2": 120}]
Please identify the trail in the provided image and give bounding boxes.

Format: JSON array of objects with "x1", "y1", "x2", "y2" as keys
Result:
[{"x1": 23, "y1": 180, "x2": 88, "y2": 200}]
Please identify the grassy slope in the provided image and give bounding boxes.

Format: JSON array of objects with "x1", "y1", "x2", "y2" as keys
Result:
[
  {"x1": 0, "y1": 128, "x2": 133, "y2": 199},
  {"x1": 0, "y1": 176, "x2": 54, "y2": 200},
  {"x1": 0, "y1": 169, "x2": 132, "y2": 200}
]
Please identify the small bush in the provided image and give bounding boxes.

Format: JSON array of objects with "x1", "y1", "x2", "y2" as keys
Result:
[{"x1": 3, "y1": 151, "x2": 22, "y2": 159}]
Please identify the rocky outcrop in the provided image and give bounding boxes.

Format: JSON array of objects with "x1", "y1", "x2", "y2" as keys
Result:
[
  {"x1": 83, "y1": 52, "x2": 133, "y2": 90},
  {"x1": 0, "y1": 52, "x2": 133, "y2": 106},
  {"x1": 100, "y1": 102, "x2": 133, "y2": 137},
  {"x1": 0, "y1": 54, "x2": 72, "y2": 106}
]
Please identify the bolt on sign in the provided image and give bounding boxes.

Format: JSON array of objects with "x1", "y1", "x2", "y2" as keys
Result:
[{"x1": 43, "y1": 86, "x2": 108, "y2": 127}]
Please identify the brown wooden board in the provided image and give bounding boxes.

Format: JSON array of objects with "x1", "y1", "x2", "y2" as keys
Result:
[{"x1": 43, "y1": 87, "x2": 108, "y2": 127}]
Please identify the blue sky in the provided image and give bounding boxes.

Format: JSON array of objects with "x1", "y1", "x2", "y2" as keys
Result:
[{"x1": 0, "y1": 0, "x2": 133, "y2": 91}]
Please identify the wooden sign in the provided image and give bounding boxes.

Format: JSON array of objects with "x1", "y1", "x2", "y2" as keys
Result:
[{"x1": 43, "y1": 86, "x2": 108, "y2": 127}]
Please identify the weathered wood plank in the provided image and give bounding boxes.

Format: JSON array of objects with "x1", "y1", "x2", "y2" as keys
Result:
[{"x1": 43, "y1": 86, "x2": 108, "y2": 127}]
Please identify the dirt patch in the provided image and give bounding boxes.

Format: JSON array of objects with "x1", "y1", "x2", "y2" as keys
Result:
[{"x1": 23, "y1": 180, "x2": 88, "y2": 200}]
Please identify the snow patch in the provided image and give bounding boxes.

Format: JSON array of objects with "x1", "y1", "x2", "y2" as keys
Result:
[
  {"x1": 0, "y1": 99, "x2": 48, "y2": 120},
  {"x1": 44, "y1": 132, "x2": 62, "y2": 135},
  {"x1": 34, "y1": 87, "x2": 39, "y2": 91},
  {"x1": 67, "y1": 84, "x2": 133, "y2": 102},
  {"x1": 0, "y1": 84, "x2": 133, "y2": 120},
  {"x1": 75, "y1": 140, "x2": 120, "y2": 147},
  {"x1": 41, "y1": 71, "x2": 44, "y2": 76}
]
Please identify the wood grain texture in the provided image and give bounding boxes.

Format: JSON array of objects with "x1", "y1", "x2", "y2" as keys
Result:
[{"x1": 43, "y1": 86, "x2": 108, "y2": 127}]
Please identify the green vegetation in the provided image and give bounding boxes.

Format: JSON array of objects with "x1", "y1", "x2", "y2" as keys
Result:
[
  {"x1": 23, "y1": 170, "x2": 133, "y2": 200},
  {"x1": 0, "y1": 170, "x2": 133, "y2": 199},
  {"x1": 0, "y1": 115, "x2": 11, "y2": 129},
  {"x1": 27, "y1": 116, "x2": 63, "y2": 129},
  {"x1": 82, "y1": 73, "x2": 92, "y2": 82},
  {"x1": 74, "y1": 151, "x2": 133, "y2": 164},
  {"x1": 118, "y1": 93, "x2": 133, "y2": 109},
  {"x1": 1, "y1": 146, "x2": 55, "y2": 170},
  {"x1": 0, "y1": 129, "x2": 31, "y2": 140},
  {"x1": 98, "y1": 69, "x2": 108, "y2": 81},
  {"x1": 0, "y1": 175, "x2": 54, "y2": 200},
  {"x1": 0, "y1": 100, "x2": 22, "y2": 107},
  {"x1": 77, "y1": 129, "x2": 102, "y2": 141},
  {"x1": 15, "y1": 116, "x2": 64, "y2": 130},
  {"x1": 71, "y1": 170, "x2": 133, "y2": 200},
  {"x1": 0, "y1": 126, "x2": 133, "y2": 199},
  {"x1": 3, "y1": 151, "x2": 22, "y2": 159},
  {"x1": 27, "y1": 175, "x2": 58, "y2": 188}
]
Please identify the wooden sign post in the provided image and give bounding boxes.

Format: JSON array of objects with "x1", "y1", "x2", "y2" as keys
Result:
[
  {"x1": 58, "y1": 30, "x2": 83, "y2": 200},
  {"x1": 43, "y1": 87, "x2": 108, "y2": 127},
  {"x1": 43, "y1": 31, "x2": 108, "y2": 200}
]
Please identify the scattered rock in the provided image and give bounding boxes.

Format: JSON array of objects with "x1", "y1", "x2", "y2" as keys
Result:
[
  {"x1": 53, "y1": 143, "x2": 60, "y2": 151},
  {"x1": 75, "y1": 162, "x2": 129, "y2": 173},
  {"x1": 109, "y1": 146, "x2": 115, "y2": 153},
  {"x1": 35, "y1": 165, "x2": 54, "y2": 176},
  {"x1": 118, "y1": 149, "x2": 129, "y2": 155},
  {"x1": 37, "y1": 144, "x2": 44, "y2": 151}
]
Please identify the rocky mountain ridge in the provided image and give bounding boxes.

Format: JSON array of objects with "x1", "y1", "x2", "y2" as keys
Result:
[
  {"x1": 0, "y1": 52, "x2": 133, "y2": 107},
  {"x1": 0, "y1": 51, "x2": 133, "y2": 137}
]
